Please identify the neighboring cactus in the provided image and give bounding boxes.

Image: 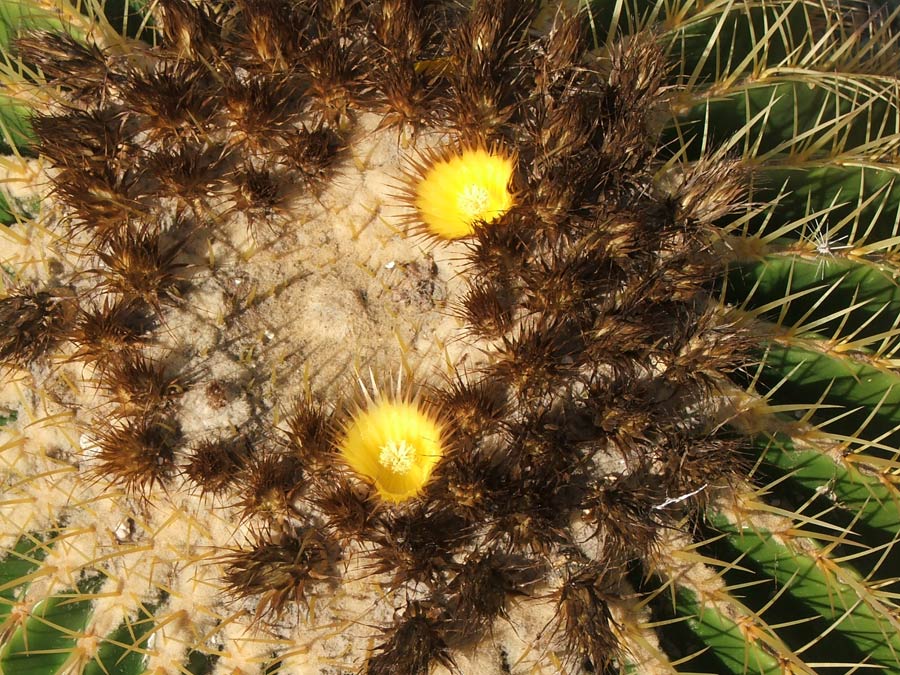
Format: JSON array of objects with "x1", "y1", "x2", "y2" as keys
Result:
[{"x1": 1, "y1": 1, "x2": 899, "y2": 675}]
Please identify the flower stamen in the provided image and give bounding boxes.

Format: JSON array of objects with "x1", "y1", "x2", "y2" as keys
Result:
[
  {"x1": 457, "y1": 183, "x2": 492, "y2": 221},
  {"x1": 378, "y1": 439, "x2": 416, "y2": 475}
]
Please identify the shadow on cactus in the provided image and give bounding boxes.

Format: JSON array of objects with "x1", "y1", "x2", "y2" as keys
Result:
[{"x1": 0, "y1": 0, "x2": 899, "y2": 674}]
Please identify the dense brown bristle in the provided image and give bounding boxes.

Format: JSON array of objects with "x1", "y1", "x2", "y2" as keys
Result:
[
  {"x1": 220, "y1": 75, "x2": 302, "y2": 151},
  {"x1": 226, "y1": 164, "x2": 288, "y2": 223},
  {"x1": 502, "y1": 411, "x2": 582, "y2": 469},
  {"x1": 586, "y1": 311, "x2": 660, "y2": 377},
  {"x1": 300, "y1": 30, "x2": 367, "y2": 127},
  {"x1": 281, "y1": 395, "x2": 333, "y2": 467},
  {"x1": 69, "y1": 297, "x2": 154, "y2": 366},
  {"x1": 100, "y1": 350, "x2": 185, "y2": 416},
  {"x1": 15, "y1": 31, "x2": 112, "y2": 100},
  {"x1": 599, "y1": 35, "x2": 670, "y2": 172},
  {"x1": 221, "y1": 525, "x2": 335, "y2": 621},
  {"x1": 667, "y1": 156, "x2": 748, "y2": 227},
  {"x1": 93, "y1": 223, "x2": 191, "y2": 309},
  {"x1": 88, "y1": 413, "x2": 181, "y2": 496},
  {"x1": 582, "y1": 210, "x2": 653, "y2": 263},
  {"x1": 369, "y1": 0, "x2": 423, "y2": 53},
  {"x1": 154, "y1": 0, "x2": 224, "y2": 60},
  {"x1": 365, "y1": 0, "x2": 435, "y2": 131},
  {"x1": 8, "y1": 3, "x2": 764, "y2": 669},
  {"x1": 436, "y1": 0, "x2": 538, "y2": 136},
  {"x1": 457, "y1": 279, "x2": 515, "y2": 338},
  {"x1": 432, "y1": 373, "x2": 507, "y2": 445},
  {"x1": 487, "y1": 318, "x2": 584, "y2": 403},
  {"x1": 312, "y1": 0, "x2": 362, "y2": 31},
  {"x1": 447, "y1": 0, "x2": 539, "y2": 81},
  {"x1": 519, "y1": 242, "x2": 614, "y2": 323},
  {"x1": 483, "y1": 486, "x2": 577, "y2": 554},
  {"x1": 234, "y1": 451, "x2": 304, "y2": 521},
  {"x1": 537, "y1": 11, "x2": 588, "y2": 79},
  {"x1": 0, "y1": 288, "x2": 76, "y2": 369},
  {"x1": 121, "y1": 61, "x2": 214, "y2": 144},
  {"x1": 234, "y1": 0, "x2": 307, "y2": 70},
  {"x1": 525, "y1": 151, "x2": 598, "y2": 222},
  {"x1": 51, "y1": 172, "x2": 148, "y2": 249},
  {"x1": 460, "y1": 210, "x2": 532, "y2": 280},
  {"x1": 184, "y1": 435, "x2": 251, "y2": 496},
  {"x1": 659, "y1": 309, "x2": 752, "y2": 391},
  {"x1": 371, "y1": 58, "x2": 433, "y2": 131},
  {"x1": 583, "y1": 472, "x2": 662, "y2": 560},
  {"x1": 424, "y1": 441, "x2": 510, "y2": 524},
  {"x1": 33, "y1": 108, "x2": 128, "y2": 180},
  {"x1": 145, "y1": 143, "x2": 227, "y2": 207},
  {"x1": 555, "y1": 562, "x2": 624, "y2": 673},
  {"x1": 656, "y1": 436, "x2": 746, "y2": 505},
  {"x1": 367, "y1": 506, "x2": 470, "y2": 588},
  {"x1": 312, "y1": 474, "x2": 383, "y2": 542},
  {"x1": 527, "y1": 47, "x2": 596, "y2": 201},
  {"x1": 365, "y1": 600, "x2": 454, "y2": 675},
  {"x1": 440, "y1": 78, "x2": 512, "y2": 138},
  {"x1": 445, "y1": 550, "x2": 543, "y2": 642},
  {"x1": 277, "y1": 124, "x2": 342, "y2": 187}
]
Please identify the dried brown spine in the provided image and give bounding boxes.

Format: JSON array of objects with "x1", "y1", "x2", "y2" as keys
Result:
[
  {"x1": 0, "y1": 288, "x2": 76, "y2": 369},
  {"x1": 221, "y1": 525, "x2": 335, "y2": 621}
]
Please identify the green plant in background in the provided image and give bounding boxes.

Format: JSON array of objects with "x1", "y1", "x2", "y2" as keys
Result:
[{"x1": 0, "y1": 0, "x2": 899, "y2": 674}]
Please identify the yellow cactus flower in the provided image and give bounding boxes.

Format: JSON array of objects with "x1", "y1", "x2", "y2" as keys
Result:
[
  {"x1": 339, "y1": 398, "x2": 446, "y2": 502},
  {"x1": 408, "y1": 144, "x2": 516, "y2": 240}
]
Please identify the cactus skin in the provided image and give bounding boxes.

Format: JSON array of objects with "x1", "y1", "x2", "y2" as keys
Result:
[{"x1": 1, "y1": 0, "x2": 899, "y2": 674}]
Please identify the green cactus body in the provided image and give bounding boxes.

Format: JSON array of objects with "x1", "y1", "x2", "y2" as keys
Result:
[{"x1": 0, "y1": 0, "x2": 899, "y2": 674}]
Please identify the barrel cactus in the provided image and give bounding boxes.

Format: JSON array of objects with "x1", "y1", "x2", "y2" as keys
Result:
[{"x1": 1, "y1": 0, "x2": 898, "y2": 674}]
